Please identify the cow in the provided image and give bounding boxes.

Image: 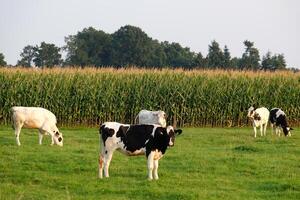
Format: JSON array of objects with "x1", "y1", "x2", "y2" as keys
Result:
[
  {"x1": 135, "y1": 110, "x2": 167, "y2": 127},
  {"x1": 269, "y1": 108, "x2": 293, "y2": 136},
  {"x1": 11, "y1": 106, "x2": 63, "y2": 146},
  {"x1": 247, "y1": 106, "x2": 270, "y2": 138},
  {"x1": 98, "y1": 122, "x2": 182, "y2": 180}
]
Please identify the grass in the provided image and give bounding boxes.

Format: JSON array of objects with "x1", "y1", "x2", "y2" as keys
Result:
[{"x1": 0, "y1": 126, "x2": 299, "y2": 200}]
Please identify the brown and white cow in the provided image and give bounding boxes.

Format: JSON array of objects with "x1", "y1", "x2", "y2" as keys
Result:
[{"x1": 247, "y1": 106, "x2": 270, "y2": 138}]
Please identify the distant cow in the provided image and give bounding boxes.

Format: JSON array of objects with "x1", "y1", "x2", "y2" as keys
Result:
[
  {"x1": 98, "y1": 122, "x2": 182, "y2": 180},
  {"x1": 11, "y1": 106, "x2": 63, "y2": 146},
  {"x1": 269, "y1": 108, "x2": 293, "y2": 136},
  {"x1": 135, "y1": 110, "x2": 167, "y2": 127},
  {"x1": 247, "y1": 106, "x2": 270, "y2": 138}
]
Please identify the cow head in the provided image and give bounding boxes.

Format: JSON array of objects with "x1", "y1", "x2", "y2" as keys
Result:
[
  {"x1": 247, "y1": 106, "x2": 255, "y2": 118},
  {"x1": 283, "y1": 127, "x2": 293, "y2": 136},
  {"x1": 53, "y1": 131, "x2": 63, "y2": 146},
  {"x1": 166, "y1": 126, "x2": 182, "y2": 146}
]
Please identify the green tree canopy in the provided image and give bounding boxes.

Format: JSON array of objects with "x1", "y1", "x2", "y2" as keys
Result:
[
  {"x1": 0, "y1": 53, "x2": 7, "y2": 66},
  {"x1": 33, "y1": 42, "x2": 62, "y2": 67},
  {"x1": 64, "y1": 27, "x2": 112, "y2": 66},
  {"x1": 193, "y1": 52, "x2": 207, "y2": 68},
  {"x1": 16, "y1": 25, "x2": 290, "y2": 70},
  {"x1": 206, "y1": 40, "x2": 224, "y2": 68},
  {"x1": 162, "y1": 42, "x2": 195, "y2": 68},
  {"x1": 110, "y1": 25, "x2": 156, "y2": 67},
  {"x1": 17, "y1": 45, "x2": 35, "y2": 67},
  {"x1": 222, "y1": 45, "x2": 232, "y2": 68},
  {"x1": 261, "y1": 51, "x2": 286, "y2": 70},
  {"x1": 240, "y1": 40, "x2": 260, "y2": 70}
]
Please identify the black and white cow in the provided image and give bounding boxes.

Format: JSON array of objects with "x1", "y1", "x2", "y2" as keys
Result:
[
  {"x1": 98, "y1": 122, "x2": 182, "y2": 180},
  {"x1": 269, "y1": 108, "x2": 293, "y2": 136}
]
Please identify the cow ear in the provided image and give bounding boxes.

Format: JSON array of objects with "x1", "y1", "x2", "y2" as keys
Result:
[
  {"x1": 175, "y1": 129, "x2": 182, "y2": 135},
  {"x1": 252, "y1": 103, "x2": 258, "y2": 110},
  {"x1": 290, "y1": 127, "x2": 294, "y2": 130}
]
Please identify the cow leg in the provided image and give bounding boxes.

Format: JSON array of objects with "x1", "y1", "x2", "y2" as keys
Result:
[
  {"x1": 271, "y1": 124, "x2": 275, "y2": 135},
  {"x1": 275, "y1": 127, "x2": 280, "y2": 136},
  {"x1": 51, "y1": 136, "x2": 55, "y2": 145},
  {"x1": 147, "y1": 152, "x2": 154, "y2": 180},
  {"x1": 103, "y1": 151, "x2": 113, "y2": 178},
  {"x1": 98, "y1": 154, "x2": 104, "y2": 178},
  {"x1": 38, "y1": 129, "x2": 45, "y2": 145},
  {"x1": 253, "y1": 126, "x2": 257, "y2": 138},
  {"x1": 260, "y1": 124, "x2": 263, "y2": 136},
  {"x1": 40, "y1": 125, "x2": 56, "y2": 145},
  {"x1": 263, "y1": 123, "x2": 267, "y2": 136},
  {"x1": 153, "y1": 159, "x2": 159, "y2": 180},
  {"x1": 14, "y1": 123, "x2": 22, "y2": 146},
  {"x1": 270, "y1": 123, "x2": 273, "y2": 134}
]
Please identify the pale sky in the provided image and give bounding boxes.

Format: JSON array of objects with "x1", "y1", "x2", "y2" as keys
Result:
[{"x1": 0, "y1": 0, "x2": 299, "y2": 68}]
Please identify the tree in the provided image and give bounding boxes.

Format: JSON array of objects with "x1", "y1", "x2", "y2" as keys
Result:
[
  {"x1": 17, "y1": 45, "x2": 35, "y2": 67},
  {"x1": 240, "y1": 40, "x2": 260, "y2": 70},
  {"x1": 161, "y1": 42, "x2": 195, "y2": 68},
  {"x1": 110, "y1": 25, "x2": 155, "y2": 67},
  {"x1": 33, "y1": 42, "x2": 62, "y2": 67},
  {"x1": 222, "y1": 45, "x2": 232, "y2": 68},
  {"x1": 261, "y1": 51, "x2": 273, "y2": 70},
  {"x1": 206, "y1": 40, "x2": 224, "y2": 68},
  {"x1": 64, "y1": 27, "x2": 112, "y2": 66},
  {"x1": 273, "y1": 54, "x2": 286, "y2": 69},
  {"x1": 261, "y1": 51, "x2": 286, "y2": 70},
  {"x1": 193, "y1": 52, "x2": 207, "y2": 68},
  {"x1": 0, "y1": 53, "x2": 7, "y2": 66},
  {"x1": 231, "y1": 57, "x2": 241, "y2": 69},
  {"x1": 147, "y1": 40, "x2": 167, "y2": 68}
]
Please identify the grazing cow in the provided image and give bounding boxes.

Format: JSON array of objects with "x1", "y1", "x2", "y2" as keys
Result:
[
  {"x1": 98, "y1": 122, "x2": 182, "y2": 180},
  {"x1": 11, "y1": 106, "x2": 63, "y2": 146},
  {"x1": 135, "y1": 110, "x2": 167, "y2": 127},
  {"x1": 247, "y1": 106, "x2": 270, "y2": 138},
  {"x1": 269, "y1": 108, "x2": 293, "y2": 136}
]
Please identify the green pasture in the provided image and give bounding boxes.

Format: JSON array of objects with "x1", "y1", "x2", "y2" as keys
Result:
[{"x1": 0, "y1": 126, "x2": 299, "y2": 200}]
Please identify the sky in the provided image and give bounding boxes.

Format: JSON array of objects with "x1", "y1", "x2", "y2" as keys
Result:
[{"x1": 0, "y1": 0, "x2": 299, "y2": 68}]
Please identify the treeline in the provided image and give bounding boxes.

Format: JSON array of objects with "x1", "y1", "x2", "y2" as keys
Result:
[{"x1": 0, "y1": 25, "x2": 292, "y2": 70}]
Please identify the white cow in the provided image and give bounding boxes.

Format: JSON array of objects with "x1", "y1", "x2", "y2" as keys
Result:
[
  {"x1": 135, "y1": 110, "x2": 167, "y2": 127},
  {"x1": 11, "y1": 106, "x2": 63, "y2": 146},
  {"x1": 247, "y1": 106, "x2": 270, "y2": 138}
]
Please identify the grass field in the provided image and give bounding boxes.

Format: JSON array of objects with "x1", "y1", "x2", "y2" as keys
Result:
[{"x1": 0, "y1": 126, "x2": 299, "y2": 200}]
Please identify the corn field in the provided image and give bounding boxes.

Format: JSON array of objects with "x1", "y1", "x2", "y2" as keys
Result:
[{"x1": 0, "y1": 67, "x2": 299, "y2": 127}]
